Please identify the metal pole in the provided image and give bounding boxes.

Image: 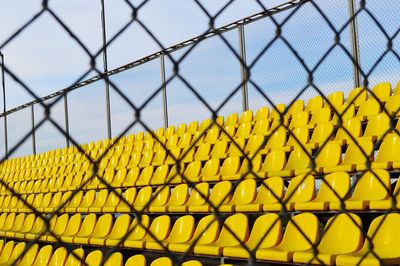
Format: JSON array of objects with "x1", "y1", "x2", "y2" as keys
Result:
[
  {"x1": 238, "y1": 24, "x2": 249, "y2": 111},
  {"x1": 64, "y1": 93, "x2": 70, "y2": 147},
  {"x1": 0, "y1": 52, "x2": 8, "y2": 155},
  {"x1": 160, "y1": 54, "x2": 169, "y2": 128},
  {"x1": 348, "y1": 0, "x2": 361, "y2": 88},
  {"x1": 31, "y1": 105, "x2": 36, "y2": 154},
  {"x1": 101, "y1": 0, "x2": 112, "y2": 139}
]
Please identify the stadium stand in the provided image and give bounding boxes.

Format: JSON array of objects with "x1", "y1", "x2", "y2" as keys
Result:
[{"x1": 0, "y1": 81, "x2": 400, "y2": 265}]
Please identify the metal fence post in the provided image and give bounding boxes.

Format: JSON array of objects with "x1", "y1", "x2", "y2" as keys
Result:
[
  {"x1": 238, "y1": 24, "x2": 249, "y2": 111},
  {"x1": 64, "y1": 92, "x2": 70, "y2": 147},
  {"x1": 31, "y1": 105, "x2": 36, "y2": 154},
  {"x1": 0, "y1": 52, "x2": 8, "y2": 155},
  {"x1": 101, "y1": 0, "x2": 112, "y2": 139},
  {"x1": 160, "y1": 54, "x2": 169, "y2": 128},
  {"x1": 348, "y1": 0, "x2": 362, "y2": 88}
]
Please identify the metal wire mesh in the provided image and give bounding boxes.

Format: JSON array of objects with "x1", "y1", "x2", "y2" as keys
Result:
[{"x1": 0, "y1": 0, "x2": 399, "y2": 265}]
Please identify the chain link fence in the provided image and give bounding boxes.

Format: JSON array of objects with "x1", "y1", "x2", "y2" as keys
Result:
[{"x1": 0, "y1": 0, "x2": 399, "y2": 265}]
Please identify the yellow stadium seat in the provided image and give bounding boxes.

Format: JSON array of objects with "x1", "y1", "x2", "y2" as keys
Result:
[
  {"x1": 239, "y1": 110, "x2": 254, "y2": 124},
  {"x1": 219, "y1": 156, "x2": 241, "y2": 181},
  {"x1": 177, "y1": 132, "x2": 192, "y2": 149},
  {"x1": 0, "y1": 241, "x2": 16, "y2": 264},
  {"x1": 6, "y1": 242, "x2": 26, "y2": 265},
  {"x1": 122, "y1": 215, "x2": 150, "y2": 248},
  {"x1": 125, "y1": 254, "x2": 146, "y2": 266},
  {"x1": 156, "y1": 184, "x2": 188, "y2": 213},
  {"x1": 146, "y1": 215, "x2": 196, "y2": 251},
  {"x1": 3, "y1": 213, "x2": 25, "y2": 238},
  {"x1": 180, "y1": 160, "x2": 202, "y2": 183},
  {"x1": 326, "y1": 91, "x2": 344, "y2": 107},
  {"x1": 336, "y1": 213, "x2": 400, "y2": 266},
  {"x1": 74, "y1": 214, "x2": 113, "y2": 245},
  {"x1": 268, "y1": 147, "x2": 312, "y2": 177},
  {"x1": 149, "y1": 164, "x2": 170, "y2": 185},
  {"x1": 371, "y1": 81, "x2": 391, "y2": 102},
  {"x1": 18, "y1": 243, "x2": 39, "y2": 265},
  {"x1": 43, "y1": 213, "x2": 69, "y2": 242},
  {"x1": 284, "y1": 127, "x2": 310, "y2": 151},
  {"x1": 0, "y1": 213, "x2": 16, "y2": 234},
  {"x1": 347, "y1": 87, "x2": 367, "y2": 107},
  {"x1": 254, "y1": 106, "x2": 269, "y2": 122},
  {"x1": 101, "y1": 189, "x2": 122, "y2": 212},
  {"x1": 194, "y1": 143, "x2": 211, "y2": 161},
  {"x1": 308, "y1": 107, "x2": 331, "y2": 127},
  {"x1": 228, "y1": 154, "x2": 262, "y2": 180},
  {"x1": 200, "y1": 158, "x2": 220, "y2": 182},
  {"x1": 189, "y1": 181, "x2": 231, "y2": 212},
  {"x1": 372, "y1": 134, "x2": 400, "y2": 169},
  {"x1": 138, "y1": 151, "x2": 154, "y2": 168},
  {"x1": 49, "y1": 247, "x2": 68, "y2": 266},
  {"x1": 65, "y1": 248, "x2": 85, "y2": 266},
  {"x1": 115, "y1": 187, "x2": 137, "y2": 213},
  {"x1": 42, "y1": 192, "x2": 63, "y2": 213},
  {"x1": 264, "y1": 174, "x2": 315, "y2": 211},
  {"x1": 86, "y1": 189, "x2": 109, "y2": 212},
  {"x1": 122, "y1": 167, "x2": 140, "y2": 187},
  {"x1": 150, "y1": 257, "x2": 173, "y2": 266},
  {"x1": 126, "y1": 152, "x2": 141, "y2": 169},
  {"x1": 203, "y1": 127, "x2": 220, "y2": 144},
  {"x1": 50, "y1": 213, "x2": 81, "y2": 243},
  {"x1": 169, "y1": 183, "x2": 209, "y2": 213},
  {"x1": 98, "y1": 214, "x2": 131, "y2": 246},
  {"x1": 288, "y1": 111, "x2": 309, "y2": 129},
  {"x1": 261, "y1": 128, "x2": 287, "y2": 153},
  {"x1": 131, "y1": 186, "x2": 152, "y2": 212},
  {"x1": 269, "y1": 103, "x2": 286, "y2": 123},
  {"x1": 287, "y1": 100, "x2": 305, "y2": 118},
  {"x1": 325, "y1": 139, "x2": 373, "y2": 173},
  {"x1": 384, "y1": 94, "x2": 400, "y2": 117},
  {"x1": 333, "y1": 118, "x2": 362, "y2": 145},
  {"x1": 331, "y1": 104, "x2": 355, "y2": 125},
  {"x1": 194, "y1": 213, "x2": 249, "y2": 256},
  {"x1": 252, "y1": 119, "x2": 270, "y2": 136},
  {"x1": 135, "y1": 166, "x2": 154, "y2": 186},
  {"x1": 152, "y1": 149, "x2": 166, "y2": 166},
  {"x1": 307, "y1": 122, "x2": 334, "y2": 149},
  {"x1": 187, "y1": 121, "x2": 199, "y2": 134},
  {"x1": 25, "y1": 215, "x2": 46, "y2": 240},
  {"x1": 124, "y1": 215, "x2": 171, "y2": 249},
  {"x1": 148, "y1": 186, "x2": 171, "y2": 212},
  {"x1": 244, "y1": 134, "x2": 264, "y2": 155},
  {"x1": 370, "y1": 179, "x2": 400, "y2": 210},
  {"x1": 181, "y1": 147, "x2": 195, "y2": 163},
  {"x1": 235, "y1": 123, "x2": 252, "y2": 139},
  {"x1": 330, "y1": 169, "x2": 391, "y2": 210},
  {"x1": 225, "y1": 113, "x2": 238, "y2": 127},
  {"x1": 182, "y1": 260, "x2": 203, "y2": 266},
  {"x1": 295, "y1": 172, "x2": 350, "y2": 211},
  {"x1": 219, "y1": 179, "x2": 257, "y2": 212},
  {"x1": 32, "y1": 245, "x2": 53, "y2": 265},
  {"x1": 360, "y1": 113, "x2": 391, "y2": 142},
  {"x1": 165, "y1": 147, "x2": 181, "y2": 164},
  {"x1": 104, "y1": 252, "x2": 123, "y2": 266},
  {"x1": 293, "y1": 213, "x2": 363, "y2": 265},
  {"x1": 14, "y1": 213, "x2": 35, "y2": 239},
  {"x1": 227, "y1": 137, "x2": 246, "y2": 156},
  {"x1": 85, "y1": 250, "x2": 103, "y2": 266},
  {"x1": 236, "y1": 177, "x2": 284, "y2": 212},
  {"x1": 306, "y1": 95, "x2": 324, "y2": 113},
  {"x1": 223, "y1": 213, "x2": 282, "y2": 258},
  {"x1": 356, "y1": 99, "x2": 381, "y2": 121},
  {"x1": 255, "y1": 151, "x2": 285, "y2": 178},
  {"x1": 63, "y1": 191, "x2": 83, "y2": 213},
  {"x1": 256, "y1": 213, "x2": 320, "y2": 262}
]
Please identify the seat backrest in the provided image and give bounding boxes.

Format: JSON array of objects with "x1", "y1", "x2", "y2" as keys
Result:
[
  {"x1": 150, "y1": 257, "x2": 173, "y2": 266},
  {"x1": 134, "y1": 186, "x2": 153, "y2": 207},
  {"x1": 201, "y1": 158, "x2": 220, "y2": 180},
  {"x1": 85, "y1": 250, "x2": 103, "y2": 266},
  {"x1": 125, "y1": 254, "x2": 146, "y2": 266},
  {"x1": 279, "y1": 213, "x2": 320, "y2": 251},
  {"x1": 168, "y1": 215, "x2": 195, "y2": 243},
  {"x1": 220, "y1": 156, "x2": 240, "y2": 177},
  {"x1": 363, "y1": 113, "x2": 391, "y2": 140},
  {"x1": 91, "y1": 214, "x2": 113, "y2": 238},
  {"x1": 334, "y1": 117, "x2": 361, "y2": 143},
  {"x1": 375, "y1": 133, "x2": 400, "y2": 164},
  {"x1": 287, "y1": 100, "x2": 305, "y2": 117},
  {"x1": 76, "y1": 213, "x2": 97, "y2": 237},
  {"x1": 245, "y1": 134, "x2": 265, "y2": 154},
  {"x1": 127, "y1": 215, "x2": 150, "y2": 240},
  {"x1": 150, "y1": 186, "x2": 171, "y2": 207},
  {"x1": 80, "y1": 190, "x2": 96, "y2": 208},
  {"x1": 315, "y1": 142, "x2": 342, "y2": 168},
  {"x1": 356, "y1": 99, "x2": 381, "y2": 119},
  {"x1": 186, "y1": 183, "x2": 209, "y2": 206},
  {"x1": 183, "y1": 161, "x2": 202, "y2": 182},
  {"x1": 20, "y1": 213, "x2": 36, "y2": 233},
  {"x1": 347, "y1": 87, "x2": 367, "y2": 107},
  {"x1": 284, "y1": 147, "x2": 312, "y2": 173},
  {"x1": 316, "y1": 172, "x2": 350, "y2": 202},
  {"x1": 309, "y1": 122, "x2": 334, "y2": 146},
  {"x1": 351, "y1": 169, "x2": 391, "y2": 201},
  {"x1": 48, "y1": 247, "x2": 68, "y2": 266},
  {"x1": 286, "y1": 127, "x2": 310, "y2": 148},
  {"x1": 252, "y1": 119, "x2": 270, "y2": 136},
  {"x1": 247, "y1": 213, "x2": 282, "y2": 249},
  {"x1": 109, "y1": 215, "x2": 131, "y2": 239},
  {"x1": 215, "y1": 213, "x2": 249, "y2": 246},
  {"x1": 191, "y1": 215, "x2": 220, "y2": 245},
  {"x1": 327, "y1": 91, "x2": 344, "y2": 107},
  {"x1": 104, "y1": 252, "x2": 123, "y2": 266},
  {"x1": 256, "y1": 176, "x2": 284, "y2": 204},
  {"x1": 261, "y1": 150, "x2": 286, "y2": 174},
  {"x1": 168, "y1": 184, "x2": 189, "y2": 206},
  {"x1": 146, "y1": 215, "x2": 171, "y2": 241},
  {"x1": 284, "y1": 174, "x2": 315, "y2": 204},
  {"x1": 306, "y1": 95, "x2": 324, "y2": 112},
  {"x1": 317, "y1": 213, "x2": 363, "y2": 254},
  {"x1": 371, "y1": 82, "x2": 391, "y2": 102},
  {"x1": 91, "y1": 189, "x2": 109, "y2": 208},
  {"x1": 209, "y1": 181, "x2": 232, "y2": 206},
  {"x1": 18, "y1": 244, "x2": 39, "y2": 266},
  {"x1": 239, "y1": 110, "x2": 254, "y2": 124},
  {"x1": 229, "y1": 179, "x2": 257, "y2": 205},
  {"x1": 63, "y1": 213, "x2": 82, "y2": 237},
  {"x1": 289, "y1": 111, "x2": 309, "y2": 128},
  {"x1": 384, "y1": 94, "x2": 400, "y2": 116},
  {"x1": 254, "y1": 107, "x2": 269, "y2": 122},
  {"x1": 32, "y1": 245, "x2": 53, "y2": 266}
]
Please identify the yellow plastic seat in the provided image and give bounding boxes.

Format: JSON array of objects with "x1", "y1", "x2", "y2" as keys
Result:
[
  {"x1": 194, "y1": 143, "x2": 211, "y2": 161},
  {"x1": 122, "y1": 215, "x2": 150, "y2": 248},
  {"x1": 194, "y1": 213, "x2": 249, "y2": 256},
  {"x1": 293, "y1": 213, "x2": 363, "y2": 265},
  {"x1": 180, "y1": 161, "x2": 202, "y2": 183},
  {"x1": 74, "y1": 214, "x2": 113, "y2": 244},
  {"x1": 223, "y1": 213, "x2": 282, "y2": 258},
  {"x1": 225, "y1": 113, "x2": 239, "y2": 127},
  {"x1": 284, "y1": 127, "x2": 310, "y2": 151},
  {"x1": 32, "y1": 245, "x2": 53, "y2": 266},
  {"x1": 288, "y1": 111, "x2": 309, "y2": 129},
  {"x1": 236, "y1": 177, "x2": 284, "y2": 212},
  {"x1": 252, "y1": 119, "x2": 270, "y2": 136},
  {"x1": 219, "y1": 156, "x2": 241, "y2": 181},
  {"x1": 147, "y1": 186, "x2": 171, "y2": 212},
  {"x1": 262, "y1": 128, "x2": 287, "y2": 153},
  {"x1": 0, "y1": 213, "x2": 16, "y2": 235},
  {"x1": 48, "y1": 247, "x2": 68, "y2": 266},
  {"x1": 115, "y1": 187, "x2": 137, "y2": 213},
  {"x1": 370, "y1": 179, "x2": 400, "y2": 210},
  {"x1": 152, "y1": 149, "x2": 166, "y2": 166},
  {"x1": 331, "y1": 104, "x2": 356, "y2": 125},
  {"x1": 3, "y1": 213, "x2": 25, "y2": 238},
  {"x1": 135, "y1": 166, "x2": 154, "y2": 186},
  {"x1": 324, "y1": 139, "x2": 374, "y2": 173},
  {"x1": 158, "y1": 184, "x2": 188, "y2": 213},
  {"x1": 5, "y1": 242, "x2": 26, "y2": 265},
  {"x1": 268, "y1": 147, "x2": 312, "y2": 177},
  {"x1": 189, "y1": 181, "x2": 231, "y2": 213},
  {"x1": 149, "y1": 165, "x2": 169, "y2": 185},
  {"x1": 182, "y1": 260, "x2": 203, "y2": 266},
  {"x1": 132, "y1": 186, "x2": 153, "y2": 212},
  {"x1": 17, "y1": 243, "x2": 39, "y2": 265},
  {"x1": 87, "y1": 189, "x2": 109, "y2": 212},
  {"x1": 101, "y1": 189, "x2": 122, "y2": 212},
  {"x1": 42, "y1": 213, "x2": 69, "y2": 242},
  {"x1": 295, "y1": 172, "x2": 351, "y2": 211},
  {"x1": 371, "y1": 81, "x2": 391, "y2": 102},
  {"x1": 333, "y1": 118, "x2": 362, "y2": 145},
  {"x1": 125, "y1": 254, "x2": 146, "y2": 266},
  {"x1": 14, "y1": 213, "x2": 36, "y2": 239},
  {"x1": 122, "y1": 167, "x2": 140, "y2": 187},
  {"x1": 226, "y1": 137, "x2": 246, "y2": 156},
  {"x1": 103, "y1": 252, "x2": 123, "y2": 266},
  {"x1": 150, "y1": 257, "x2": 173, "y2": 266},
  {"x1": 65, "y1": 248, "x2": 85, "y2": 266},
  {"x1": 42, "y1": 192, "x2": 64, "y2": 213},
  {"x1": 384, "y1": 94, "x2": 400, "y2": 117},
  {"x1": 336, "y1": 213, "x2": 400, "y2": 266},
  {"x1": 264, "y1": 174, "x2": 315, "y2": 211},
  {"x1": 203, "y1": 127, "x2": 220, "y2": 145},
  {"x1": 24, "y1": 215, "x2": 46, "y2": 240},
  {"x1": 50, "y1": 213, "x2": 82, "y2": 243},
  {"x1": 63, "y1": 191, "x2": 83, "y2": 213},
  {"x1": 372, "y1": 134, "x2": 400, "y2": 169},
  {"x1": 360, "y1": 113, "x2": 391, "y2": 142},
  {"x1": 356, "y1": 99, "x2": 381, "y2": 121},
  {"x1": 330, "y1": 169, "x2": 391, "y2": 210},
  {"x1": 308, "y1": 107, "x2": 331, "y2": 128},
  {"x1": 126, "y1": 152, "x2": 141, "y2": 169},
  {"x1": 256, "y1": 213, "x2": 319, "y2": 262},
  {"x1": 0, "y1": 241, "x2": 16, "y2": 264},
  {"x1": 239, "y1": 110, "x2": 254, "y2": 124},
  {"x1": 347, "y1": 87, "x2": 367, "y2": 107},
  {"x1": 98, "y1": 214, "x2": 132, "y2": 246},
  {"x1": 200, "y1": 158, "x2": 220, "y2": 182},
  {"x1": 169, "y1": 182, "x2": 209, "y2": 213},
  {"x1": 146, "y1": 215, "x2": 196, "y2": 250},
  {"x1": 235, "y1": 123, "x2": 252, "y2": 139},
  {"x1": 254, "y1": 107, "x2": 269, "y2": 122},
  {"x1": 306, "y1": 95, "x2": 324, "y2": 113},
  {"x1": 306, "y1": 122, "x2": 334, "y2": 149},
  {"x1": 124, "y1": 215, "x2": 171, "y2": 249},
  {"x1": 244, "y1": 134, "x2": 265, "y2": 155},
  {"x1": 85, "y1": 250, "x2": 103, "y2": 266},
  {"x1": 219, "y1": 179, "x2": 257, "y2": 212},
  {"x1": 327, "y1": 91, "x2": 344, "y2": 107},
  {"x1": 177, "y1": 133, "x2": 192, "y2": 149},
  {"x1": 287, "y1": 100, "x2": 305, "y2": 118}
]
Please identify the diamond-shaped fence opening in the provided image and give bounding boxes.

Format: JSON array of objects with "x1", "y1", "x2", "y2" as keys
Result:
[{"x1": 0, "y1": 0, "x2": 399, "y2": 265}]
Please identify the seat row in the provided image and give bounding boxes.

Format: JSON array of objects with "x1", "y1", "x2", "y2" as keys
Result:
[
  {"x1": 0, "y1": 239, "x2": 204, "y2": 266},
  {"x1": 1, "y1": 211, "x2": 399, "y2": 265},
  {"x1": 0, "y1": 170, "x2": 397, "y2": 215}
]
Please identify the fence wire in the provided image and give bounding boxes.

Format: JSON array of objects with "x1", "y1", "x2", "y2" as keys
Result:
[{"x1": 0, "y1": 0, "x2": 399, "y2": 265}]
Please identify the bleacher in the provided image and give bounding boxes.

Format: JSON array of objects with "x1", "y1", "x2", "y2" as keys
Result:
[{"x1": 0, "y1": 81, "x2": 400, "y2": 265}]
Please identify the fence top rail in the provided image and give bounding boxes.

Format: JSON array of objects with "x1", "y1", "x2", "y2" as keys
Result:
[{"x1": 0, "y1": 0, "x2": 307, "y2": 118}]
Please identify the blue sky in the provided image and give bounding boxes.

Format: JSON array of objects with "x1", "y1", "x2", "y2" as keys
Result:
[{"x1": 0, "y1": 0, "x2": 399, "y2": 157}]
